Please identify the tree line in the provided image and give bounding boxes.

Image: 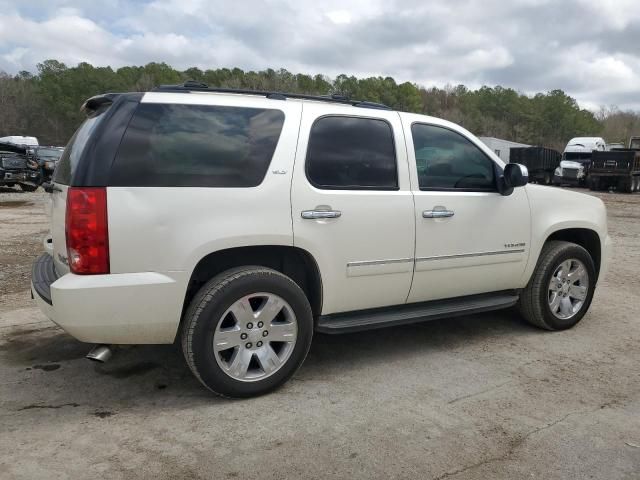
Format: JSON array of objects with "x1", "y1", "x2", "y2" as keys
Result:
[{"x1": 0, "y1": 59, "x2": 638, "y2": 151}]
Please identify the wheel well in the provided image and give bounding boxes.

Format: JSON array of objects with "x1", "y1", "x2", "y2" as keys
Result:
[
  {"x1": 546, "y1": 228, "x2": 601, "y2": 278},
  {"x1": 182, "y1": 246, "x2": 323, "y2": 319}
]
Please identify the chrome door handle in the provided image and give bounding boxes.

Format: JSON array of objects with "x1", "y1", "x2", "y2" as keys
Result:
[
  {"x1": 301, "y1": 210, "x2": 342, "y2": 219},
  {"x1": 423, "y1": 209, "x2": 454, "y2": 218}
]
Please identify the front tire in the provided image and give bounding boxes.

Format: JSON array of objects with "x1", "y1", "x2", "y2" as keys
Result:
[
  {"x1": 519, "y1": 241, "x2": 596, "y2": 330},
  {"x1": 181, "y1": 266, "x2": 313, "y2": 398}
]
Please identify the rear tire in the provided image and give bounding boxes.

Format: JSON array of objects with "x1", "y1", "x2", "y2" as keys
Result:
[
  {"x1": 519, "y1": 241, "x2": 596, "y2": 331},
  {"x1": 181, "y1": 266, "x2": 313, "y2": 398},
  {"x1": 544, "y1": 172, "x2": 552, "y2": 185}
]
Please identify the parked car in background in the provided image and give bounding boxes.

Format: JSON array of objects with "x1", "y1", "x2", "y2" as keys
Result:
[
  {"x1": 0, "y1": 142, "x2": 40, "y2": 191},
  {"x1": 590, "y1": 137, "x2": 640, "y2": 193},
  {"x1": 554, "y1": 137, "x2": 606, "y2": 187},
  {"x1": 28, "y1": 146, "x2": 64, "y2": 184}
]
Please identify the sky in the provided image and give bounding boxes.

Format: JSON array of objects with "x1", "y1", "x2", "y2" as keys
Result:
[{"x1": 0, "y1": 0, "x2": 639, "y2": 111}]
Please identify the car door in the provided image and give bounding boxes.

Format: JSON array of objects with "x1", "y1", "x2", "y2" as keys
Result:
[
  {"x1": 402, "y1": 114, "x2": 531, "y2": 303},
  {"x1": 291, "y1": 104, "x2": 415, "y2": 315}
]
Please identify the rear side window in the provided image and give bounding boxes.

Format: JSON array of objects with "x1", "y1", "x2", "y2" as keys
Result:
[
  {"x1": 306, "y1": 116, "x2": 398, "y2": 190},
  {"x1": 54, "y1": 110, "x2": 106, "y2": 185},
  {"x1": 411, "y1": 123, "x2": 496, "y2": 191},
  {"x1": 109, "y1": 103, "x2": 285, "y2": 187}
]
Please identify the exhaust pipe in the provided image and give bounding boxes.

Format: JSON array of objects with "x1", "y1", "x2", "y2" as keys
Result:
[{"x1": 86, "y1": 344, "x2": 113, "y2": 363}]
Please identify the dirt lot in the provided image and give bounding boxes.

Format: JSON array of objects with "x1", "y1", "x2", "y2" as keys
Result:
[{"x1": 0, "y1": 187, "x2": 639, "y2": 480}]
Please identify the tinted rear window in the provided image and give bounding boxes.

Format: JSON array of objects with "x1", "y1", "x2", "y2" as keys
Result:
[
  {"x1": 53, "y1": 110, "x2": 106, "y2": 185},
  {"x1": 305, "y1": 116, "x2": 398, "y2": 190},
  {"x1": 109, "y1": 103, "x2": 285, "y2": 187}
]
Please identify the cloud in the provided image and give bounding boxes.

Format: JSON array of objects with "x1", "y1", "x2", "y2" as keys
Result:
[{"x1": 0, "y1": 0, "x2": 639, "y2": 110}]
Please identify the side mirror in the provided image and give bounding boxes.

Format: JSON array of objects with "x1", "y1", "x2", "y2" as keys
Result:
[{"x1": 499, "y1": 163, "x2": 528, "y2": 195}]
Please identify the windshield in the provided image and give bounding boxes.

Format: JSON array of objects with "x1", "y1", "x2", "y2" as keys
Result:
[
  {"x1": 630, "y1": 139, "x2": 640, "y2": 149},
  {"x1": 563, "y1": 152, "x2": 592, "y2": 162},
  {"x1": 38, "y1": 148, "x2": 63, "y2": 158}
]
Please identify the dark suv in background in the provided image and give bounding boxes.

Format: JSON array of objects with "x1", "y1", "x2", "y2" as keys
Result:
[
  {"x1": 28, "y1": 146, "x2": 64, "y2": 184},
  {"x1": 0, "y1": 142, "x2": 39, "y2": 191}
]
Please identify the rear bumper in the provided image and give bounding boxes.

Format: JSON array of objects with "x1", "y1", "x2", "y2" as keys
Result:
[{"x1": 31, "y1": 253, "x2": 186, "y2": 344}]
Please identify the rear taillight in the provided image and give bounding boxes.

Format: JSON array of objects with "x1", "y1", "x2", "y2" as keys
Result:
[{"x1": 65, "y1": 187, "x2": 109, "y2": 274}]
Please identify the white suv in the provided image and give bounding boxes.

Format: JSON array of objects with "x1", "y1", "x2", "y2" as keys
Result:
[{"x1": 32, "y1": 82, "x2": 612, "y2": 397}]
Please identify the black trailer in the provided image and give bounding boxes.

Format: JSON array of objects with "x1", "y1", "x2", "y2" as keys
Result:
[
  {"x1": 509, "y1": 146, "x2": 561, "y2": 185},
  {"x1": 590, "y1": 149, "x2": 640, "y2": 193}
]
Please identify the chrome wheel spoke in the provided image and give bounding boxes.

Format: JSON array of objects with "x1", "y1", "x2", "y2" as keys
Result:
[
  {"x1": 549, "y1": 293, "x2": 562, "y2": 313},
  {"x1": 214, "y1": 327, "x2": 242, "y2": 351},
  {"x1": 227, "y1": 348, "x2": 253, "y2": 379},
  {"x1": 255, "y1": 345, "x2": 281, "y2": 375},
  {"x1": 268, "y1": 322, "x2": 297, "y2": 342},
  {"x1": 568, "y1": 266, "x2": 586, "y2": 284},
  {"x1": 559, "y1": 260, "x2": 572, "y2": 280},
  {"x1": 256, "y1": 295, "x2": 283, "y2": 323},
  {"x1": 569, "y1": 285, "x2": 587, "y2": 301},
  {"x1": 559, "y1": 297, "x2": 573, "y2": 316},
  {"x1": 229, "y1": 297, "x2": 255, "y2": 325}
]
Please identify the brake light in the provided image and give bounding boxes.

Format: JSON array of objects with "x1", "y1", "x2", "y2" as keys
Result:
[{"x1": 65, "y1": 187, "x2": 109, "y2": 274}]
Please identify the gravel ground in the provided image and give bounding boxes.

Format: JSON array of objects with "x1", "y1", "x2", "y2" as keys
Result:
[{"x1": 0, "y1": 187, "x2": 639, "y2": 480}]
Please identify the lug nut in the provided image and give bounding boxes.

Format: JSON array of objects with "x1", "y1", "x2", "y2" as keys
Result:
[
  {"x1": 247, "y1": 322, "x2": 253, "y2": 329},
  {"x1": 245, "y1": 342, "x2": 252, "y2": 349},
  {"x1": 257, "y1": 321, "x2": 264, "y2": 328},
  {"x1": 262, "y1": 331, "x2": 268, "y2": 337},
  {"x1": 240, "y1": 333, "x2": 247, "y2": 340},
  {"x1": 257, "y1": 341, "x2": 263, "y2": 347}
]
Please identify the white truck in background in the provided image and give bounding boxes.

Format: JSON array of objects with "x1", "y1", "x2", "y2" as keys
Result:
[
  {"x1": 0, "y1": 136, "x2": 39, "y2": 147},
  {"x1": 554, "y1": 137, "x2": 606, "y2": 187}
]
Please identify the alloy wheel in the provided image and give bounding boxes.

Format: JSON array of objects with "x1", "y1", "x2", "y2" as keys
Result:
[
  {"x1": 547, "y1": 258, "x2": 589, "y2": 320},
  {"x1": 213, "y1": 292, "x2": 298, "y2": 382}
]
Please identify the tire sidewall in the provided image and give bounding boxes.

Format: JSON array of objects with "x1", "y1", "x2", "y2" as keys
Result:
[
  {"x1": 188, "y1": 270, "x2": 313, "y2": 398},
  {"x1": 537, "y1": 245, "x2": 596, "y2": 330}
]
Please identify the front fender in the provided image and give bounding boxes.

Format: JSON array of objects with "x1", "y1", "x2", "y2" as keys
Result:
[{"x1": 520, "y1": 184, "x2": 608, "y2": 285}]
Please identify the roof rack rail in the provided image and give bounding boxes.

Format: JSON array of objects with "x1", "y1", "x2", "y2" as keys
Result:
[{"x1": 153, "y1": 81, "x2": 392, "y2": 110}]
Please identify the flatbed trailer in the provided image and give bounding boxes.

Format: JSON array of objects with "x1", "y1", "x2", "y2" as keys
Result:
[
  {"x1": 590, "y1": 149, "x2": 640, "y2": 193},
  {"x1": 509, "y1": 146, "x2": 561, "y2": 185}
]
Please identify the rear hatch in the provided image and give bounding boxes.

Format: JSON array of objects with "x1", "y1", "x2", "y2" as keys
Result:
[{"x1": 50, "y1": 109, "x2": 109, "y2": 275}]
